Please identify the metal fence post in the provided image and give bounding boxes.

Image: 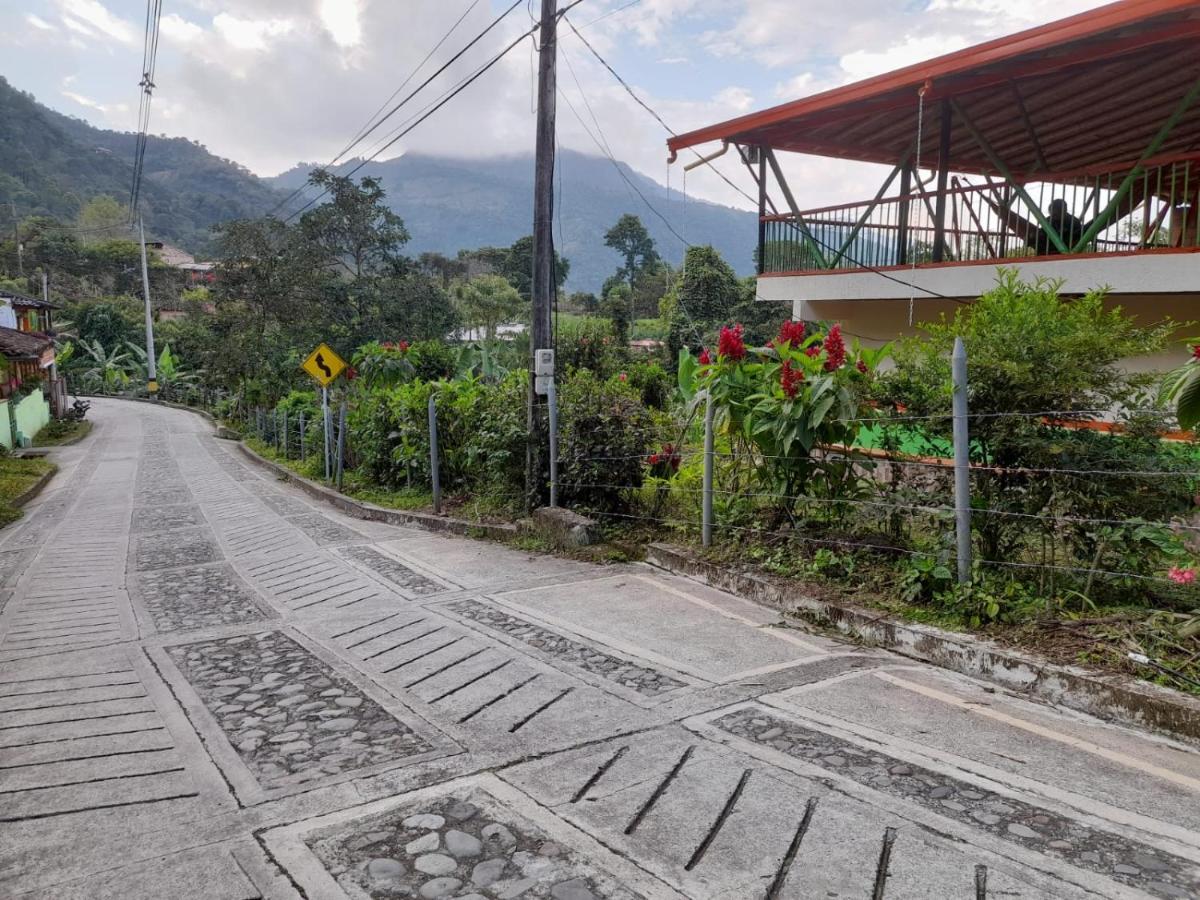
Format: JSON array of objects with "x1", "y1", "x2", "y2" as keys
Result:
[
  {"x1": 282, "y1": 410, "x2": 289, "y2": 458},
  {"x1": 299, "y1": 413, "x2": 306, "y2": 461},
  {"x1": 322, "y1": 387, "x2": 331, "y2": 481},
  {"x1": 428, "y1": 393, "x2": 441, "y2": 514},
  {"x1": 335, "y1": 400, "x2": 347, "y2": 491},
  {"x1": 547, "y1": 379, "x2": 559, "y2": 508},
  {"x1": 702, "y1": 391, "x2": 714, "y2": 547},
  {"x1": 952, "y1": 337, "x2": 972, "y2": 584}
]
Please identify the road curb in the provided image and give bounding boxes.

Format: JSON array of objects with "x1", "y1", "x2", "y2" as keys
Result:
[
  {"x1": 235, "y1": 441, "x2": 518, "y2": 542},
  {"x1": 645, "y1": 541, "x2": 1200, "y2": 744},
  {"x1": 11, "y1": 464, "x2": 58, "y2": 509}
]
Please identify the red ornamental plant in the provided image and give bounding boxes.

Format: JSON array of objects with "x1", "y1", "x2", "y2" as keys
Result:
[
  {"x1": 717, "y1": 323, "x2": 746, "y2": 361},
  {"x1": 777, "y1": 319, "x2": 806, "y2": 347},
  {"x1": 646, "y1": 442, "x2": 683, "y2": 479},
  {"x1": 823, "y1": 323, "x2": 846, "y2": 371},
  {"x1": 780, "y1": 359, "x2": 803, "y2": 398},
  {"x1": 698, "y1": 347, "x2": 711, "y2": 366}
]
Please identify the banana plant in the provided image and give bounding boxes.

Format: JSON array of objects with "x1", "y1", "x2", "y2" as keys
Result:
[{"x1": 1160, "y1": 341, "x2": 1200, "y2": 431}]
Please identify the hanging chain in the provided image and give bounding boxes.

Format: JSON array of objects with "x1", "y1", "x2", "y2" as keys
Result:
[{"x1": 909, "y1": 81, "x2": 929, "y2": 327}]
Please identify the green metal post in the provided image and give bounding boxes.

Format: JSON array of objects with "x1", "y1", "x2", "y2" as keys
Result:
[
  {"x1": 765, "y1": 149, "x2": 831, "y2": 269},
  {"x1": 1070, "y1": 74, "x2": 1200, "y2": 253},
  {"x1": 950, "y1": 99, "x2": 1070, "y2": 254},
  {"x1": 830, "y1": 161, "x2": 906, "y2": 267}
]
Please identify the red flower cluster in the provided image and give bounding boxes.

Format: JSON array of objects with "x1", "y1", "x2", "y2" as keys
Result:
[
  {"x1": 780, "y1": 360, "x2": 803, "y2": 398},
  {"x1": 345, "y1": 366, "x2": 358, "y2": 381},
  {"x1": 697, "y1": 347, "x2": 711, "y2": 366},
  {"x1": 805, "y1": 345, "x2": 821, "y2": 358},
  {"x1": 777, "y1": 319, "x2": 806, "y2": 347},
  {"x1": 856, "y1": 359, "x2": 869, "y2": 374},
  {"x1": 647, "y1": 443, "x2": 682, "y2": 471},
  {"x1": 380, "y1": 340, "x2": 411, "y2": 353},
  {"x1": 717, "y1": 323, "x2": 746, "y2": 361},
  {"x1": 1193, "y1": 344, "x2": 1200, "y2": 360},
  {"x1": 822, "y1": 323, "x2": 846, "y2": 371}
]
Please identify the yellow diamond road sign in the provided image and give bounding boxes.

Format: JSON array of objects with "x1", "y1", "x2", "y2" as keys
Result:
[{"x1": 301, "y1": 343, "x2": 347, "y2": 387}]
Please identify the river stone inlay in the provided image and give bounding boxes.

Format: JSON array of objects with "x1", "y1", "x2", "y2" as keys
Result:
[
  {"x1": 130, "y1": 503, "x2": 207, "y2": 533},
  {"x1": 136, "y1": 487, "x2": 194, "y2": 507},
  {"x1": 342, "y1": 546, "x2": 444, "y2": 595},
  {"x1": 134, "y1": 528, "x2": 221, "y2": 571},
  {"x1": 307, "y1": 789, "x2": 639, "y2": 899},
  {"x1": 447, "y1": 600, "x2": 685, "y2": 697},
  {"x1": 716, "y1": 707, "x2": 1200, "y2": 899},
  {"x1": 284, "y1": 513, "x2": 362, "y2": 545},
  {"x1": 136, "y1": 563, "x2": 268, "y2": 632},
  {"x1": 168, "y1": 630, "x2": 432, "y2": 789}
]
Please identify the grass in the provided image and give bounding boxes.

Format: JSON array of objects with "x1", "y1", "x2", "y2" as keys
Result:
[
  {"x1": 34, "y1": 419, "x2": 92, "y2": 447},
  {"x1": 555, "y1": 311, "x2": 666, "y2": 341},
  {"x1": 0, "y1": 456, "x2": 56, "y2": 527}
]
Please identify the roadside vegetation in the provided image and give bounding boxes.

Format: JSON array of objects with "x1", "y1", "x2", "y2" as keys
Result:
[
  {"x1": 5, "y1": 171, "x2": 1199, "y2": 694},
  {"x1": 0, "y1": 454, "x2": 55, "y2": 526}
]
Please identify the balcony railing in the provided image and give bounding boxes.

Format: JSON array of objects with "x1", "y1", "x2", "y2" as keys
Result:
[{"x1": 760, "y1": 156, "x2": 1199, "y2": 275}]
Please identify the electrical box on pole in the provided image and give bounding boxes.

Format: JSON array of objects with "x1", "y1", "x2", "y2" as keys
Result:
[{"x1": 534, "y1": 348, "x2": 554, "y2": 395}]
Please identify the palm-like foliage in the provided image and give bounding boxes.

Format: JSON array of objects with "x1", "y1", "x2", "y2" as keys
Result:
[{"x1": 1160, "y1": 344, "x2": 1200, "y2": 432}]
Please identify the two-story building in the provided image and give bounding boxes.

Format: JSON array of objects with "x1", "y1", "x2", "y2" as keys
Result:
[{"x1": 667, "y1": 0, "x2": 1200, "y2": 371}]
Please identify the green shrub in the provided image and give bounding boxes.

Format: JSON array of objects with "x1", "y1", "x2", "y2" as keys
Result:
[
  {"x1": 623, "y1": 361, "x2": 672, "y2": 409},
  {"x1": 408, "y1": 340, "x2": 456, "y2": 381},
  {"x1": 558, "y1": 369, "x2": 664, "y2": 511},
  {"x1": 556, "y1": 318, "x2": 619, "y2": 377}
]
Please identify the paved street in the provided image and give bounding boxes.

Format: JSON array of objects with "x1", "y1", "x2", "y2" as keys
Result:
[{"x1": 0, "y1": 398, "x2": 1198, "y2": 899}]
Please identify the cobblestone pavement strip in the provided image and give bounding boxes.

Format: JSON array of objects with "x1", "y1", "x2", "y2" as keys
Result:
[{"x1": 2, "y1": 399, "x2": 1200, "y2": 899}]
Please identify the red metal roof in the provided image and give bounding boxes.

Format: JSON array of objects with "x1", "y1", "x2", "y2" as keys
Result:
[{"x1": 668, "y1": 0, "x2": 1200, "y2": 179}]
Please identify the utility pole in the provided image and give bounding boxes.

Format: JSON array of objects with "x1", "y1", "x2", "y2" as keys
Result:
[
  {"x1": 526, "y1": 0, "x2": 557, "y2": 508},
  {"x1": 138, "y1": 217, "x2": 158, "y2": 397}
]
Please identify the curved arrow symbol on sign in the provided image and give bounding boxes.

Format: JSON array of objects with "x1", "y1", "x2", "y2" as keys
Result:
[{"x1": 315, "y1": 353, "x2": 333, "y2": 379}]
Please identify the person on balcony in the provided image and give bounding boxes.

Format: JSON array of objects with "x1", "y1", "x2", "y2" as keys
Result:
[{"x1": 985, "y1": 195, "x2": 1084, "y2": 255}]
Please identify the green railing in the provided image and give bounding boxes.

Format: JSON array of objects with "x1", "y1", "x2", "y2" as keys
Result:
[{"x1": 761, "y1": 157, "x2": 1199, "y2": 274}]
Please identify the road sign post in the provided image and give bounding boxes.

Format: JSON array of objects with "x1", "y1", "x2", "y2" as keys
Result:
[{"x1": 300, "y1": 343, "x2": 348, "y2": 484}]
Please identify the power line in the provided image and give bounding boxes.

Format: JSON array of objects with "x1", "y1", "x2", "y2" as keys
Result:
[
  {"x1": 561, "y1": 15, "x2": 957, "y2": 303},
  {"x1": 269, "y1": 0, "x2": 505, "y2": 219},
  {"x1": 284, "y1": 0, "x2": 589, "y2": 225},
  {"x1": 284, "y1": 21, "x2": 545, "y2": 224},
  {"x1": 130, "y1": 0, "x2": 163, "y2": 218}
]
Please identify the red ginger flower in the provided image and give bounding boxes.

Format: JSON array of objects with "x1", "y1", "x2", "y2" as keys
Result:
[
  {"x1": 1193, "y1": 344, "x2": 1200, "y2": 360},
  {"x1": 398, "y1": 340, "x2": 410, "y2": 353},
  {"x1": 805, "y1": 345, "x2": 821, "y2": 358},
  {"x1": 698, "y1": 347, "x2": 711, "y2": 366},
  {"x1": 717, "y1": 323, "x2": 746, "y2": 361},
  {"x1": 1168, "y1": 566, "x2": 1196, "y2": 584},
  {"x1": 777, "y1": 319, "x2": 806, "y2": 347},
  {"x1": 780, "y1": 359, "x2": 803, "y2": 398},
  {"x1": 856, "y1": 359, "x2": 869, "y2": 374},
  {"x1": 823, "y1": 323, "x2": 846, "y2": 371}
]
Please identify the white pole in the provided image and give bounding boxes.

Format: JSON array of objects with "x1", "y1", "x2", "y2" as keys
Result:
[
  {"x1": 952, "y1": 337, "x2": 972, "y2": 584},
  {"x1": 138, "y1": 217, "x2": 158, "y2": 397},
  {"x1": 428, "y1": 393, "x2": 441, "y2": 513},
  {"x1": 322, "y1": 386, "x2": 331, "y2": 481},
  {"x1": 547, "y1": 379, "x2": 558, "y2": 507},
  {"x1": 702, "y1": 391, "x2": 714, "y2": 547}
]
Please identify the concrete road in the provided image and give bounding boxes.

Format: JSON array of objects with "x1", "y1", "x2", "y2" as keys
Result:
[{"x1": 0, "y1": 398, "x2": 1197, "y2": 899}]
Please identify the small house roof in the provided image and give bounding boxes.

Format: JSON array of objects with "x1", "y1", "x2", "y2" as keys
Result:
[
  {"x1": 0, "y1": 326, "x2": 53, "y2": 360},
  {"x1": 0, "y1": 289, "x2": 60, "y2": 310}
]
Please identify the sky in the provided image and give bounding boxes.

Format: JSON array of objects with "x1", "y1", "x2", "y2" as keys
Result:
[{"x1": 1, "y1": 0, "x2": 1112, "y2": 212}]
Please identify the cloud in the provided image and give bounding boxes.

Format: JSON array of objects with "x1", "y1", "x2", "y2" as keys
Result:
[
  {"x1": 56, "y1": 0, "x2": 137, "y2": 45},
  {"x1": 61, "y1": 89, "x2": 129, "y2": 116},
  {"x1": 160, "y1": 14, "x2": 204, "y2": 45},
  {"x1": 212, "y1": 13, "x2": 296, "y2": 52},
  {"x1": 25, "y1": 14, "x2": 54, "y2": 31},
  {"x1": 318, "y1": 0, "x2": 362, "y2": 49}
]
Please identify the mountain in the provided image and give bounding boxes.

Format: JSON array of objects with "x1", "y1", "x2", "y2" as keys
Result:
[
  {"x1": 272, "y1": 151, "x2": 757, "y2": 293},
  {"x1": 1, "y1": 77, "x2": 757, "y2": 292},
  {"x1": 0, "y1": 76, "x2": 284, "y2": 252}
]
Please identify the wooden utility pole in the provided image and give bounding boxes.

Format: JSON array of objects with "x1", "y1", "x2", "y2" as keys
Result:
[{"x1": 526, "y1": 0, "x2": 557, "y2": 508}]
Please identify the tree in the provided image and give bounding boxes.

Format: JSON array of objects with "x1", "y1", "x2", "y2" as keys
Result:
[
  {"x1": 75, "y1": 195, "x2": 127, "y2": 245},
  {"x1": 417, "y1": 251, "x2": 465, "y2": 288},
  {"x1": 452, "y1": 274, "x2": 523, "y2": 342},
  {"x1": 604, "y1": 214, "x2": 659, "y2": 291},
  {"x1": 601, "y1": 283, "x2": 632, "y2": 346},
  {"x1": 298, "y1": 169, "x2": 409, "y2": 280},
  {"x1": 498, "y1": 236, "x2": 569, "y2": 301}
]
